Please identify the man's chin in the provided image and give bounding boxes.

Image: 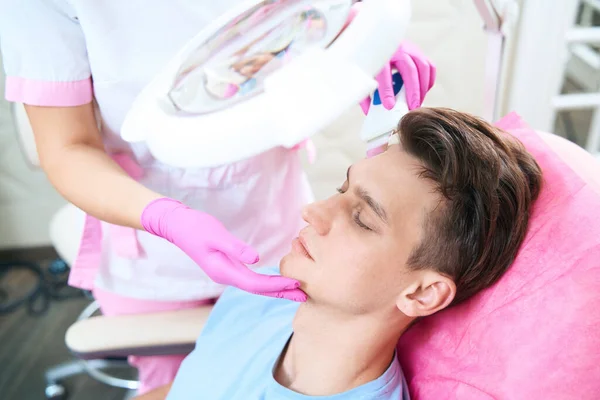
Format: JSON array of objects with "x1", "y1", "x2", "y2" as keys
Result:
[
  {"x1": 279, "y1": 253, "x2": 293, "y2": 276},
  {"x1": 279, "y1": 253, "x2": 306, "y2": 281}
]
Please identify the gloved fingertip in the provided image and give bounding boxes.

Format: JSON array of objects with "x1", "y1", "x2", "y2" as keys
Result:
[
  {"x1": 287, "y1": 294, "x2": 307, "y2": 303},
  {"x1": 408, "y1": 96, "x2": 421, "y2": 110},
  {"x1": 240, "y1": 247, "x2": 260, "y2": 264},
  {"x1": 382, "y1": 96, "x2": 396, "y2": 110},
  {"x1": 285, "y1": 281, "x2": 301, "y2": 290}
]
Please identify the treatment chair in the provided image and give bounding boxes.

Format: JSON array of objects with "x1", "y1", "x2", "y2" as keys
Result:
[
  {"x1": 15, "y1": 98, "x2": 600, "y2": 399},
  {"x1": 11, "y1": 102, "x2": 214, "y2": 400}
]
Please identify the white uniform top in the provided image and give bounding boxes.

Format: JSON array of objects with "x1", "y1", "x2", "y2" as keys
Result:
[{"x1": 0, "y1": 0, "x2": 313, "y2": 301}]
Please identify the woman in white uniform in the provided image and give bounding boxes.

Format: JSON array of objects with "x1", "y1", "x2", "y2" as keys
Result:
[{"x1": 0, "y1": 0, "x2": 435, "y2": 394}]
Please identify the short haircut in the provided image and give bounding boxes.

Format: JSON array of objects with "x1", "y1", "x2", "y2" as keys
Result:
[{"x1": 400, "y1": 108, "x2": 543, "y2": 305}]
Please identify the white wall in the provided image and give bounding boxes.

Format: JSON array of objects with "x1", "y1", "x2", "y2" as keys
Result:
[{"x1": 0, "y1": 58, "x2": 66, "y2": 249}]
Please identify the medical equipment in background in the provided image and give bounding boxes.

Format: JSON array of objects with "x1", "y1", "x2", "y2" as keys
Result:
[
  {"x1": 548, "y1": 0, "x2": 600, "y2": 159},
  {"x1": 120, "y1": 0, "x2": 412, "y2": 168},
  {"x1": 474, "y1": 0, "x2": 600, "y2": 159},
  {"x1": 495, "y1": 0, "x2": 600, "y2": 160},
  {"x1": 359, "y1": 0, "x2": 520, "y2": 152},
  {"x1": 0, "y1": 257, "x2": 83, "y2": 316}
]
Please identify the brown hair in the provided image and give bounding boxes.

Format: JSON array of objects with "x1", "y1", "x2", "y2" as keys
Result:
[{"x1": 399, "y1": 108, "x2": 543, "y2": 305}]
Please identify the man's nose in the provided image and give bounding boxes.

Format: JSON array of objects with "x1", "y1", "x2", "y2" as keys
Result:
[{"x1": 301, "y1": 200, "x2": 334, "y2": 236}]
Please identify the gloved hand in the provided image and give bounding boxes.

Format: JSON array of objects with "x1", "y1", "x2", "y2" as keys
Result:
[
  {"x1": 341, "y1": 2, "x2": 436, "y2": 114},
  {"x1": 360, "y1": 41, "x2": 436, "y2": 114},
  {"x1": 141, "y1": 198, "x2": 307, "y2": 302}
]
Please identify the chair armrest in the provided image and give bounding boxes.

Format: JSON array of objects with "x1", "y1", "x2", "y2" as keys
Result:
[{"x1": 65, "y1": 305, "x2": 213, "y2": 360}]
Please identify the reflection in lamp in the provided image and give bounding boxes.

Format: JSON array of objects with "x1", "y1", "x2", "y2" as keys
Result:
[{"x1": 167, "y1": 0, "x2": 350, "y2": 114}]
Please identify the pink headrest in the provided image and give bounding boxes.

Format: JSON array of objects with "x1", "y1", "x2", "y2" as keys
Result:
[{"x1": 397, "y1": 113, "x2": 600, "y2": 399}]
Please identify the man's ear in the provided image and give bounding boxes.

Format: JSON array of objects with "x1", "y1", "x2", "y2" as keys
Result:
[{"x1": 396, "y1": 271, "x2": 456, "y2": 317}]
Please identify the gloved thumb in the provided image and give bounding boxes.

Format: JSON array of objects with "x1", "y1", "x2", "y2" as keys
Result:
[{"x1": 216, "y1": 234, "x2": 260, "y2": 265}]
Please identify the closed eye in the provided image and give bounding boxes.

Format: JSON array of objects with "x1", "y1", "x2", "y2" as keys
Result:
[
  {"x1": 337, "y1": 186, "x2": 372, "y2": 231},
  {"x1": 353, "y1": 212, "x2": 371, "y2": 231}
]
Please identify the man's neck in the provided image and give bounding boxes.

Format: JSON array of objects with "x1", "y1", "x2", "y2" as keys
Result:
[{"x1": 274, "y1": 303, "x2": 410, "y2": 396}]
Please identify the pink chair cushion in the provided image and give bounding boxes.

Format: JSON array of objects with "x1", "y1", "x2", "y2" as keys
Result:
[{"x1": 397, "y1": 113, "x2": 600, "y2": 399}]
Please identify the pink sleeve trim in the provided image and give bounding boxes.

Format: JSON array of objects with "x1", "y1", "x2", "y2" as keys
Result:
[{"x1": 5, "y1": 76, "x2": 93, "y2": 106}]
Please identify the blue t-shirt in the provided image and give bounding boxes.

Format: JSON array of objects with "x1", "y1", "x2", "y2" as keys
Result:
[{"x1": 167, "y1": 267, "x2": 409, "y2": 400}]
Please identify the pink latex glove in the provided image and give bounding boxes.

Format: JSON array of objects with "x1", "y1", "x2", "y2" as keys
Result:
[
  {"x1": 141, "y1": 198, "x2": 307, "y2": 302},
  {"x1": 341, "y1": 2, "x2": 436, "y2": 114},
  {"x1": 362, "y1": 42, "x2": 436, "y2": 159},
  {"x1": 360, "y1": 41, "x2": 437, "y2": 114}
]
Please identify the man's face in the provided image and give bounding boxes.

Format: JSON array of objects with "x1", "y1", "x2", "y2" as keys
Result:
[{"x1": 280, "y1": 144, "x2": 443, "y2": 316}]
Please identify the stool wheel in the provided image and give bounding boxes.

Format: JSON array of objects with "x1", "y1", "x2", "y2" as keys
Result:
[{"x1": 45, "y1": 383, "x2": 67, "y2": 400}]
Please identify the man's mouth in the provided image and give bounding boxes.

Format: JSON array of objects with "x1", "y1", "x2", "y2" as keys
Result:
[{"x1": 292, "y1": 235, "x2": 314, "y2": 261}]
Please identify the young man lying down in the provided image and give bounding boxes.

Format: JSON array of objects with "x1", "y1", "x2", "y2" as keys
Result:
[{"x1": 135, "y1": 108, "x2": 543, "y2": 400}]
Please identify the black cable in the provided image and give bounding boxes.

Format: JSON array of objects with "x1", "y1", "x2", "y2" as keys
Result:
[{"x1": 0, "y1": 259, "x2": 85, "y2": 316}]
